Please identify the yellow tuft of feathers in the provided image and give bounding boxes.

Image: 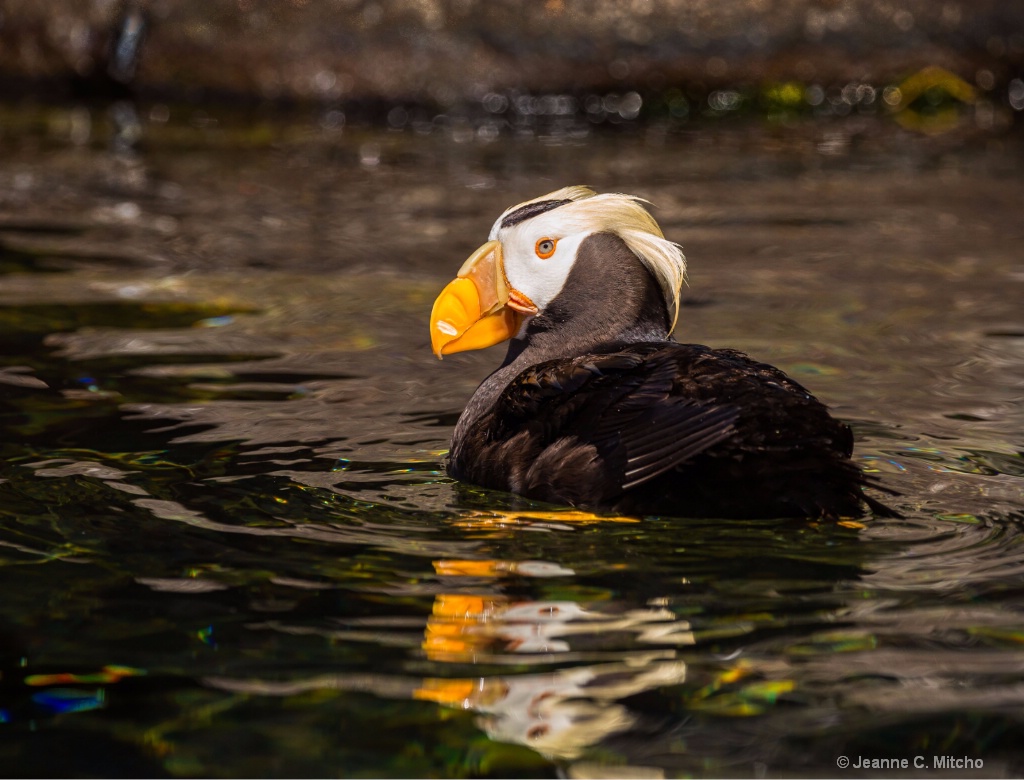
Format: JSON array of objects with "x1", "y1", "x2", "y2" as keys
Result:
[{"x1": 496, "y1": 186, "x2": 687, "y2": 332}]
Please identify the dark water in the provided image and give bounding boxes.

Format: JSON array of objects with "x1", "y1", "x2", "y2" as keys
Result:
[{"x1": 1, "y1": 108, "x2": 1023, "y2": 777}]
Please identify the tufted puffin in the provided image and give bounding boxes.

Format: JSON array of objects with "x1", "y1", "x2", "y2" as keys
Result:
[{"x1": 428, "y1": 186, "x2": 895, "y2": 520}]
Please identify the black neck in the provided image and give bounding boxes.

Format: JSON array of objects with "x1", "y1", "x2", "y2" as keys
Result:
[
  {"x1": 454, "y1": 232, "x2": 672, "y2": 444},
  {"x1": 507, "y1": 231, "x2": 671, "y2": 365}
]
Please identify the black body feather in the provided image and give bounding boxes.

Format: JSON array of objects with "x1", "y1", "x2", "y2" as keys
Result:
[
  {"x1": 450, "y1": 341, "x2": 892, "y2": 519},
  {"x1": 446, "y1": 231, "x2": 895, "y2": 520}
]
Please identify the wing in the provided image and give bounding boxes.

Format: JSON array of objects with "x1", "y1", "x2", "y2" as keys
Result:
[
  {"x1": 482, "y1": 345, "x2": 739, "y2": 505},
  {"x1": 450, "y1": 341, "x2": 896, "y2": 518}
]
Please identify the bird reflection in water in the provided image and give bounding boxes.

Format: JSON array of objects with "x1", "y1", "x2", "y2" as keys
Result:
[
  {"x1": 416, "y1": 559, "x2": 692, "y2": 759},
  {"x1": 204, "y1": 531, "x2": 697, "y2": 763}
]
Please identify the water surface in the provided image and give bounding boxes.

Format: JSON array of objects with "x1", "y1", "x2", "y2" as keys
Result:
[{"x1": 1, "y1": 111, "x2": 1023, "y2": 777}]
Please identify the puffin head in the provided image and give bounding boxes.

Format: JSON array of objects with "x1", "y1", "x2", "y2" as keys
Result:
[{"x1": 429, "y1": 186, "x2": 686, "y2": 357}]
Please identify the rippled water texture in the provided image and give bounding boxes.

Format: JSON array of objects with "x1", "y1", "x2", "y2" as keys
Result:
[{"x1": 1, "y1": 112, "x2": 1023, "y2": 777}]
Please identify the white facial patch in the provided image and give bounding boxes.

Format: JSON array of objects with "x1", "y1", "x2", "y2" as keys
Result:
[
  {"x1": 487, "y1": 189, "x2": 686, "y2": 327},
  {"x1": 495, "y1": 211, "x2": 593, "y2": 312}
]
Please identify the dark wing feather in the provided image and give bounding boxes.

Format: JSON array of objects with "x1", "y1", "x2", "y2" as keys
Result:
[
  {"x1": 451, "y1": 341, "x2": 896, "y2": 518},
  {"x1": 620, "y1": 403, "x2": 739, "y2": 489},
  {"x1": 485, "y1": 345, "x2": 739, "y2": 503}
]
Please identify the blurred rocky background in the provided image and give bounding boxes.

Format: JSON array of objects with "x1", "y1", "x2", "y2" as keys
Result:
[{"x1": 1, "y1": 0, "x2": 1023, "y2": 126}]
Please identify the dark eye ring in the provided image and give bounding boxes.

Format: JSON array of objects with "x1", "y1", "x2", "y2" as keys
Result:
[{"x1": 535, "y1": 238, "x2": 557, "y2": 259}]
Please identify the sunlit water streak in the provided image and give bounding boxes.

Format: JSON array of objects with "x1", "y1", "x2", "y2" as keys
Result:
[{"x1": 0, "y1": 117, "x2": 1022, "y2": 776}]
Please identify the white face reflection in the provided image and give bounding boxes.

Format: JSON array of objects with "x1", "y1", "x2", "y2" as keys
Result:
[
  {"x1": 473, "y1": 657, "x2": 689, "y2": 760},
  {"x1": 419, "y1": 587, "x2": 693, "y2": 759}
]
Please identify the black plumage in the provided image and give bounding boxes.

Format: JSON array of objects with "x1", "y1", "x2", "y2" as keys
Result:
[
  {"x1": 451, "y1": 341, "x2": 893, "y2": 519},
  {"x1": 439, "y1": 214, "x2": 895, "y2": 520}
]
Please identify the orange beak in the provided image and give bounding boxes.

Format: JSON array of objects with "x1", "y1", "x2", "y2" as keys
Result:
[{"x1": 429, "y1": 240, "x2": 538, "y2": 358}]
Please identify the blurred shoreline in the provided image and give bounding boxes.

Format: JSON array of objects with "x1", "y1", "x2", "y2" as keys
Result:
[{"x1": 1, "y1": 0, "x2": 1022, "y2": 123}]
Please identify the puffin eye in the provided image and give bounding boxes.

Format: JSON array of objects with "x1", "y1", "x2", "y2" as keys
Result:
[{"x1": 535, "y1": 238, "x2": 557, "y2": 259}]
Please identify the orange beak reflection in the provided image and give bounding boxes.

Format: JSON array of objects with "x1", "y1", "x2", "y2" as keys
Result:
[{"x1": 429, "y1": 240, "x2": 537, "y2": 358}]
